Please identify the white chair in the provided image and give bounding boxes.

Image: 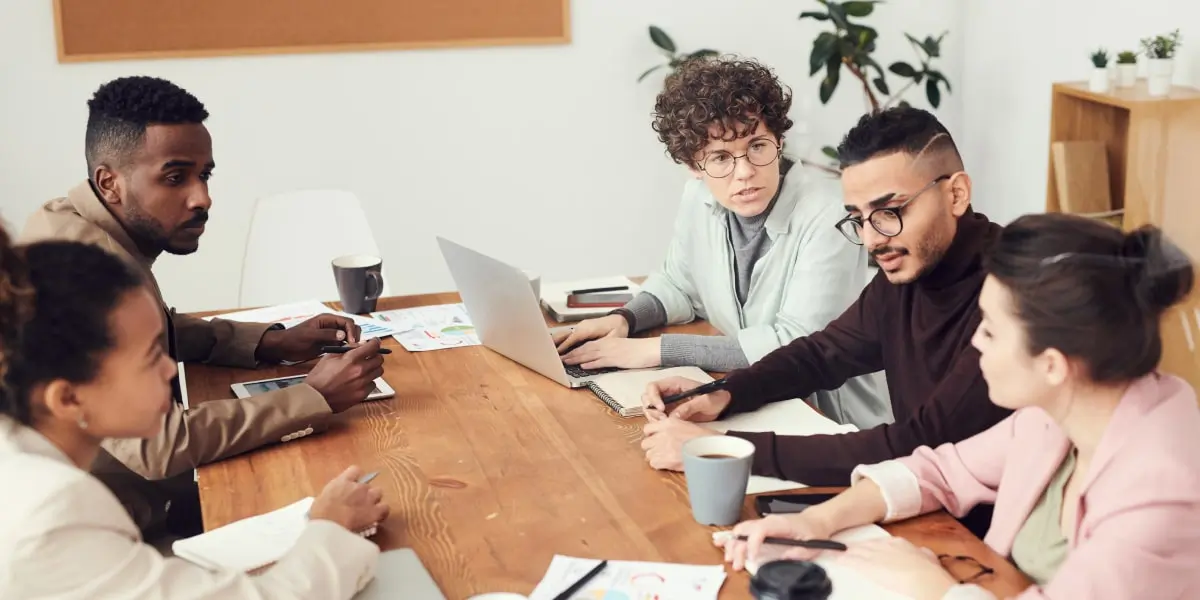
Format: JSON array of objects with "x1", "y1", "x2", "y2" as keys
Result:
[{"x1": 238, "y1": 189, "x2": 393, "y2": 308}]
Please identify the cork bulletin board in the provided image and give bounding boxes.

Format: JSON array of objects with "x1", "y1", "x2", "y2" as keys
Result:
[{"x1": 53, "y1": 0, "x2": 571, "y2": 63}]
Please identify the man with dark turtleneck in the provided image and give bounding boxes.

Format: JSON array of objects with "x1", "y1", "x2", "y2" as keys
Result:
[{"x1": 641, "y1": 107, "x2": 1012, "y2": 520}]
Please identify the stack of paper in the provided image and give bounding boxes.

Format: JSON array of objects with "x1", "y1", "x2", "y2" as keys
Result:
[
  {"x1": 528, "y1": 556, "x2": 726, "y2": 600},
  {"x1": 708, "y1": 398, "x2": 860, "y2": 494},
  {"x1": 539, "y1": 276, "x2": 641, "y2": 322},
  {"x1": 206, "y1": 299, "x2": 402, "y2": 341},
  {"x1": 173, "y1": 497, "x2": 316, "y2": 571}
]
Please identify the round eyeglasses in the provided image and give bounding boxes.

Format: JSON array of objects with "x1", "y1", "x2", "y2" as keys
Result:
[
  {"x1": 834, "y1": 174, "x2": 951, "y2": 245},
  {"x1": 698, "y1": 140, "x2": 781, "y2": 178}
]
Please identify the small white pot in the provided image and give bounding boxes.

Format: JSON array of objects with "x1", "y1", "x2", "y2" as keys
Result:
[
  {"x1": 1117, "y1": 63, "x2": 1137, "y2": 87},
  {"x1": 1147, "y1": 58, "x2": 1174, "y2": 96},
  {"x1": 1089, "y1": 68, "x2": 1110, "y2": 93}
]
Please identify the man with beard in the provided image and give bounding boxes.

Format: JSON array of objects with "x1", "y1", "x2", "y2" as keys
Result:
[
  {"x1": 20, "y1": 75, "x2": 386, "y2": 544},
  {"x1": 640, "y1": 106, "x2": 1011, "y2": 534}
]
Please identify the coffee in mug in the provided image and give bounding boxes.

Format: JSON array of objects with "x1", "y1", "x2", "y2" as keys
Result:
[{"x1": 681, "y1": 436, "x2": 755, "y2": 526}]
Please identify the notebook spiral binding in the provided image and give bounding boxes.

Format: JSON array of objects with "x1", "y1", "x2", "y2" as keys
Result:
[{"x1": 585, "y1": 381, "x2": 624, "y2": 413}]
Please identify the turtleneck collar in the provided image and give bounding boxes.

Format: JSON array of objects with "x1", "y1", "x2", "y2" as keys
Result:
[{"x1": 917, "y1": 209, "x2": 999, "y2": 290}]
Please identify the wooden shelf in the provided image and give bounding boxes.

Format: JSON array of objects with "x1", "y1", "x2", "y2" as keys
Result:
[{"x1": 1044, "y1": 80, "x2": 1200, "y2": 396}]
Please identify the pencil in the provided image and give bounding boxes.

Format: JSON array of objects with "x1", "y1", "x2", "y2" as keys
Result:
[
  {"x1": 734, "y1": 535, "x2": 847, "y2": 551},
  {"x1": 320, "y1": 345, "x2": 392, "y2": 355},
  {"x1": 552, "y1": 559, "x2": 607, "y2": 600}
]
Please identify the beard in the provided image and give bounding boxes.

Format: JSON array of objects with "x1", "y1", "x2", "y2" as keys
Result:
[{"x1": 124, "y1": 200, "x2": 204, "y2": 256}]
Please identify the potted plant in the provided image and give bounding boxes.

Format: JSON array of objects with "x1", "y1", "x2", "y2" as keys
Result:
[
  {"x1": 1089, "y1": 49, "x2": 1110, "y2": 93},
  {"x1": 637, "y1": 26, "x2": 719, "y2": 83},
  {"x1": 1140, "y1": 29, "x2": 1181, "y2": 96},
  {"x1": 1116, "y1": 50, "x2": 1138, "y2": 87}
]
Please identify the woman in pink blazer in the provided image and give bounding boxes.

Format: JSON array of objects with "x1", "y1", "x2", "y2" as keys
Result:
[{"x1": 719, "y1": 212, "x2": 1200, "y2": 599}]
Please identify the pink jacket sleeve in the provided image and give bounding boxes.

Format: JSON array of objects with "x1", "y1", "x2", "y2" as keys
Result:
[{"x1": 852, "y1": 413, "x2": 1017, "y2": 522}]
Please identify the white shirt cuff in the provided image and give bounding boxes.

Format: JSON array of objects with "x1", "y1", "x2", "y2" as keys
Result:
[
  {"x1": 942, "y1": 583, "x2": 998, "y2": 600},
  {"x1": 850, "y1": 460, "x2": 924, "y2": 522}
]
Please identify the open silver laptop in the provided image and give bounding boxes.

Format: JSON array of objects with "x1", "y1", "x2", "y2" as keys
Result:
[{"x1": 436, "y1": 236, "x2": 622, "y2": 388}]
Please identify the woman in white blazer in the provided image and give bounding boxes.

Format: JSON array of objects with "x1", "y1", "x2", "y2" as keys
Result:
[{"x1": 0, "y1": 229, "x2": 389, "y2": 599}]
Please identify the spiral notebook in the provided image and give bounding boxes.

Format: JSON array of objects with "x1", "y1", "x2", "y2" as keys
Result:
[
  {"x1": 584, "y1": 366, "x2": 714, "y2": 417},
  {"x1": 173, "y1": 497, "x2": 376, "y2": 572}
]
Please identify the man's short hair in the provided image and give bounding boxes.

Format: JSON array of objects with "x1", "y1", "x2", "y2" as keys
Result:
[
  {"x1": 836, "y1": 106, "x2": 963, "y2": 173},
  {"x1": 84, "y1": 76, "x2": 209, "y2": 173},
  {"x1": 652, "y1": 56, "x2": 793, "y2": 167}
]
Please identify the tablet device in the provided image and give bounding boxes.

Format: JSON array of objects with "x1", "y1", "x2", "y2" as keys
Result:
[{"x1": 230, "y1": 374, "x2": 395, "y2": 401}]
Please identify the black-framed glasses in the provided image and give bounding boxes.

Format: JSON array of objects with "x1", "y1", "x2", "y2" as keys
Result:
[
  {"x1": 937, "y1": 554, "x2": 995, "y2": 584},
  {"x1": 697, "y1": 140, "x2": 781, "y2": 178},
  {"x1": 834, "y1": 174, "x2": 952, "y2": 245}
]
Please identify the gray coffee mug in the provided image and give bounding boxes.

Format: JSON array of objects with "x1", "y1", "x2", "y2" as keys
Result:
[
  {"x1": 681, "y1": 436, "x2": 755, "y2": 526},
  {"x1": 332, "y1": 254, "x2": 384, "y2": 314}
]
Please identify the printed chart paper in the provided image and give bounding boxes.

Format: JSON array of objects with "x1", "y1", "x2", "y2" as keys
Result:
[
  {"x1": 370, "y1": 303, "x2": 481, "y2": 352},
  {"x1": 528, "y1": 555, "x2": 726, "y2": 600}
]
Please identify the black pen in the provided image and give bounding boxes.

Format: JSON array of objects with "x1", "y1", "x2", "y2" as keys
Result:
[
  {"x1": 735, "y1": 535, "x2": 847, "y2": 551},
  {"x1": 569, "y1": 285, "x2": 629, "y2": 295},
  {"x1": 320, "y1": 345, "x2": 392, "y2": 355},
  {"x1": 552, "y1": 559, "x2": 607, "y2": 600},
  {"x1": 658, "y1": 377, "x2": 728, "y2": 406}
]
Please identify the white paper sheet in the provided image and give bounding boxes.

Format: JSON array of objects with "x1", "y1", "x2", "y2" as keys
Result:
[
  {"x1": 708, "y1": 398, "x2": 860, "y2": 494},
  {"x1": 714, "y1": 524, "x2": 911, "y2": 599},
  {"x1": 528, "y1": 555, "x2": 726, "y2": 600},
  {"x1": 206, "y1": 299, "x2": 401, "y2": 341},
  {"x1": 173, "y1": 497, "x2": 315, "y2": 572},
  {"x1": 370, "y1": 303, "x2": 481, "y2": 352}
]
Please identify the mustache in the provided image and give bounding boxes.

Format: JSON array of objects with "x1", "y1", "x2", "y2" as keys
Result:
[
  {"x1": 181, "y1": 212, "x2": 209, "y2": 228},
  {"x1": 870, "y1": 245, "x2": 907, "y2": 257}
]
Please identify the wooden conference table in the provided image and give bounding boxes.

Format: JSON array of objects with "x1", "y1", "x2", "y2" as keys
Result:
[{"x1": 190, "y1": 294, "x2": 1032, "y2": 599}]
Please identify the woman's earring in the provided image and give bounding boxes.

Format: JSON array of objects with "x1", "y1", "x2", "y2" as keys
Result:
[{"x1": 77, "y1": 415, "x2": 88, "y2": 430}]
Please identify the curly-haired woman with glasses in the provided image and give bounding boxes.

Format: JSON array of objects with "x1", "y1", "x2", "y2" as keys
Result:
[{"x1": 553, "y1": 56, "x2": 888, "y2": 431}]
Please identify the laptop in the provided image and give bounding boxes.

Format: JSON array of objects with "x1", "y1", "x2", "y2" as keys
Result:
[{"x1": 436, "y1": 236, "x2": 630, "y2": 388}]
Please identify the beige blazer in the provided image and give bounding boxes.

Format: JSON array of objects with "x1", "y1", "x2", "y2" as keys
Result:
[
  {"x1": 19, "y1": 181, "x2": 334, "y2": 532},
  {"x1": 0, "y1": 416, "x2": 378, "y2": 599}
]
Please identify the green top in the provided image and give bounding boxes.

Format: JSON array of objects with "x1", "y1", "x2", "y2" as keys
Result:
[{"x1": 1010, "y1": 449, "x2": 1077, "y2": 585}]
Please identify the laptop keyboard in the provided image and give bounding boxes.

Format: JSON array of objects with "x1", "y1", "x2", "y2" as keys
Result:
[{"x1": 564, "y1": 363, "x2": 620, "y2": 378}]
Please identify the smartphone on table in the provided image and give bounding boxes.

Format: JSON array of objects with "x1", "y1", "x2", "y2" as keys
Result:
[
  {"x1": 566, "y1": 291, "x2": 634, "y2": 308},
  {"x1": 753, "y1": 493, "x2": 840, "y2": 517}
]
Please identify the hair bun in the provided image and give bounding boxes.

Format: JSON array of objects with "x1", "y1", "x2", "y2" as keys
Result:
[{"x1": 1123, "y1": 225, "x2": 1194, "y2": 315}]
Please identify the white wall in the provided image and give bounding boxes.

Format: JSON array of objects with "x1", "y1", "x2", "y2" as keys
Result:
[
  {"x1": 0, "y1": 0, "x2": 960, "y2": 311},
  {"x1": 961, "y1": 0, "x2": 1198, "y2": 225}
]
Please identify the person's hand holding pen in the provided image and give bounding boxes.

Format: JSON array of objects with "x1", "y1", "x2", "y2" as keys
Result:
[
  {"x1": 640, "y1": 376, "x2": 731, "y2": 423},
  {"x1": 308, "y1": 466, "x2": 390, "y2": 534},
  {"x1": 715, "y1": 514, "x2": 837, "y2": 572},
  {"x1": 306, "y1": 338, "x2": 386, "y2": 413}
]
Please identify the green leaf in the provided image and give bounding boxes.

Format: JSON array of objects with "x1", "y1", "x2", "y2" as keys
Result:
[
  {"x1": 821, "y1": 146, "x2": 840, "y2": 160},
  {"x1": 889, "y1": 61, "x2": 917, "y2": 77},
  {"x1": 827, "y1": 3, "x2": 850, "y2": 29},
  {"x1": 649, "y1": 25, "x2": 676, "y2": 53},
  {"x1": 820, "y1": 56, "x2": 842, "y2": 104},
  {"x1": 897, "y1": 99, "x2": 911, "y2": 109},
  {"x1": 905, "y1": 33, "x2": 922, "y2": 47},
  {"x1": 689, "y1": 49, "x2": 720, "y2": 60},
  {"x1": 922, "y1": 35, "x2": 940, "y2": 58},
  {"x1": 926, "y1": 78, "x2": 941, "y2": 108},
  {"x1": 810, "y1": 32, "x2": 839, "y2": 76},
  {"x1": 926, "y1": 69, "x2": 951, "y2": 92},
  {"x1": 873, "y1": 76, "x2": 890, "y2": 95},
  {"x1": 637, "y1": 64, "x2": 665, "y2": 82},
  {"x1": 799, "y1": 10, "x2": 830, "y2": 20},
  {"x1": 842, "y1": 1, "x2": 878, "y2": 17}
]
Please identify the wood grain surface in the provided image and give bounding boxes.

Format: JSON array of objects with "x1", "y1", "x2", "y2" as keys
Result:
[{"x1": 191, "y1": 293, "x2": 1031, "y2": 599}]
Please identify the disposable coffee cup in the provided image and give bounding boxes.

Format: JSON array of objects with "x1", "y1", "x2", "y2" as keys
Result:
[
  {"x1": 749, "y1": 560, "x2": 833, "y2": 600},
  {"x1": 681, "y1": 436, "x2": 755, "y2": 526}
]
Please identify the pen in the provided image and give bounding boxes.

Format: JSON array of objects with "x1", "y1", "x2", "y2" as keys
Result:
[
  {"x1": 320, "y1": 345, "x2": 392, "y2": 355},
  {"x1": 306, "y1": 471, "x2": 380, "y2": 518},
  {"x1": 658, "y1": 377, "x2": 728, "y2": 406},
  {"x1": 734, "y1": 535, "x2": 847, "y2": 551},
  {"x1": 569, "y1": 285, "x2": 629, "y2": 295},
  {"x1": 552, "y1": 559, "x2": 607, "y2": 600}
]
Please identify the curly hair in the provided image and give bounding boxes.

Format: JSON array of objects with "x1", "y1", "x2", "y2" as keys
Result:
[
  {"x1": 652, "y1": 56, "x2": 794, "y2": 167},
  {"x1": 0, "y1": 233, "x2": 143, "y2": 425},
  {"x1": 85, "y1": 75, "x2": 209, "y2": 173}
]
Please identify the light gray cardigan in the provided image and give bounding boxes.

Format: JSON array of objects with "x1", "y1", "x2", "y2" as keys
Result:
[{"x1": 637, "y1": 165, "x2": 892, "y2": 428}]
